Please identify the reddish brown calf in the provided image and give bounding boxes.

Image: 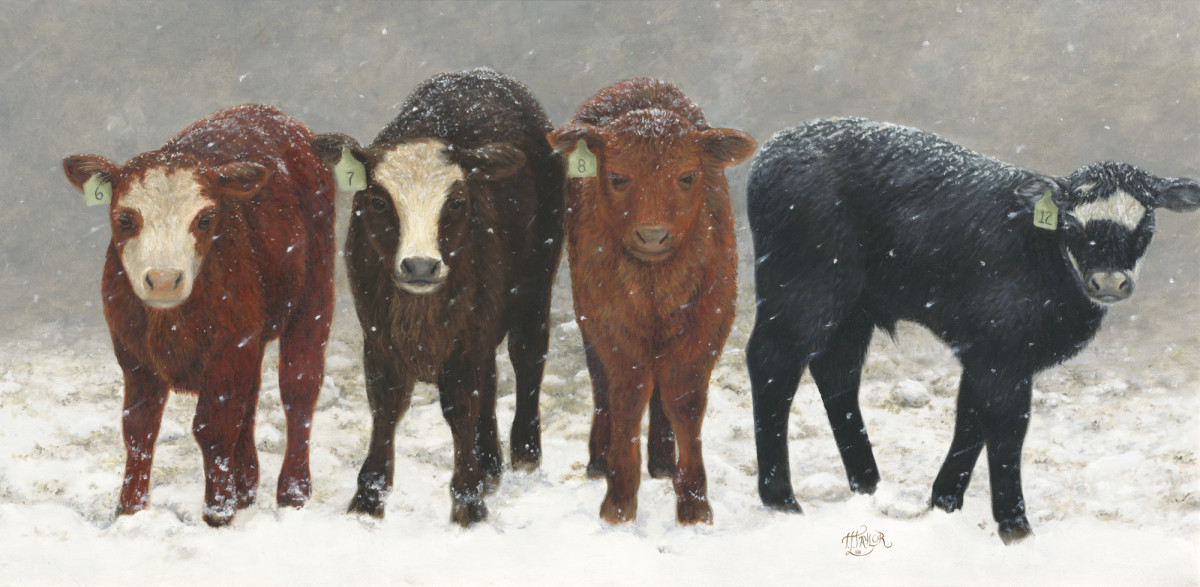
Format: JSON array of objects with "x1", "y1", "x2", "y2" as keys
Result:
[
  {"x1": 63, "y1": 104, "x2": 335, "y2": 526},
  {"x1": 549, "y1": 79, "x2": 755, "y2": 524}
]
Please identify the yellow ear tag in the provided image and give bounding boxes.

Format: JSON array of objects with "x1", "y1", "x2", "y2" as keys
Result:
[
  {"x1": 1033, "y1": 190, "x2": 1058, "y2": 231},
  {"x1": 334, "y1": 147, "x2": 367, "y2": 191},
  {"x1": 567, "y1": 139, "x2": 597, "y2": 178},
  {"x1": 83, "y1": 173, "x2": 111, "y2": 207}
]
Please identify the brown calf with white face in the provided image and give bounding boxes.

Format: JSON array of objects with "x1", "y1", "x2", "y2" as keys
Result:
[
  {"x1": 311, "y1": 69, "x2": 564, "y2": 526},
  {"x1": 549, "y1": 78, "x2": 756, "y2": 524},
  {"x1": 62, "y1": 104, "x2": 336, "y2": 526}
]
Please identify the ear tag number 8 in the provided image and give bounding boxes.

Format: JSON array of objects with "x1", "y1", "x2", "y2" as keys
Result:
[
  {"x1": 84, "y1": 173, "x2": 111, "y2": 207},
  {"x1": 567, "y1": 139, "x2": 597, "y2": 178},
  {"x1": 335, "y1": 147, "x2": 367, "y2": 191},
  {"x1": 1033, "y1": 189, "x2": 1058, "y2": 231}
]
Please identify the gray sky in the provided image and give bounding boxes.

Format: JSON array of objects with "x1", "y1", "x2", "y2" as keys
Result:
[{"x1": 4, "y1": 0, "x2": 1198, "y2": 339}]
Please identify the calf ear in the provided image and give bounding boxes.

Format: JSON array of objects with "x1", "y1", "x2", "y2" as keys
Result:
[
  {"x1": 63, "y1": 154, "x2": 118, "y2": 191},
  {"x1": 213, "y1": 162, "x2": 273, "y2": 200},
  {"x1": 700, "y1": 128, "x2": 757, "y2": 167},
  {"x1": 547, "y1": 123, "x2": 605, "y2": 157},
  {"x1": 1153, "y1": 177, "x2": 1200, "y2": 212},
  {"x1": 309, "y1": 133, "x2": 366, "y2": 167},
  {"x1": 1015, "y1": 177, "x2": 1065, "y2": 207},
  {"x1": 452, "y1": 143, "x2": 527, "y2": 181}
]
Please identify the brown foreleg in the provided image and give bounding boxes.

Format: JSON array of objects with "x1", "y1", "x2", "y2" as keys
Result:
[
  {"x1": 659, "y1": 356, "x2": 716, "y2": 525},
  {"x1": 598, "y1": 350, "x2": 653, "y2": 524},
  {"x1": 440, "y1": 349, "x2": 490, "y2": 527},
  {"x1": 116, "y1": 363, "x2": 169, "y2": 516},
  {"x1": 276, "y1": 303, "x2": 332, "y2": 509},
  {"x1": 194, "y1": 341, "x2": 265, "y2": 527}
]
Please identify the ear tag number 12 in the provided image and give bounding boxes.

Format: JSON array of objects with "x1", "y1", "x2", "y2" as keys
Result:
[
  {"x1": 1033, "y1": 189, "x2": 1058, "y2": 231},
  {"x1": 83, "y1": 173, "x2": 111, "y2": 207},
  {"x1": 567, "y1": 139, "x2": 597, "y2": 178},
  {"x1": 335, "y1": 147, "x2": 367, "y2": 191}
]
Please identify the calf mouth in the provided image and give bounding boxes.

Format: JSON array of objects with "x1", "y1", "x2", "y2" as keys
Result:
[
  {"x1": 627, "y1": 246, "x2": 676, "y2": 263},
  {"x1": 395, "y1": 278, "x2": 444, "y2": 295}
]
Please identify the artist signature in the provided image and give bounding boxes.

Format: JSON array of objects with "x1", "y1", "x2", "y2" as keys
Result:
[{"x1": 842, "y1": 525, "x2": 893, "y2": 556}]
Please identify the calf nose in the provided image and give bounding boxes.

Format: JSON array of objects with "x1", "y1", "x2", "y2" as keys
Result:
[
  {"x1": 144, "y1": 269, "x2": 184, "y2": 298},
  {"x1": 1084, "y1": 270, "x2": 1134, "y2": 302},
  {"x1": 632, "y1": 224, "x2": 673, "y2": 256},
  {"x1": 398, "y1": 257, "x2": 443, "y2": 283}
]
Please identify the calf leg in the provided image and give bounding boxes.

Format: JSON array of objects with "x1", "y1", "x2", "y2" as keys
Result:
[
  {"x1": 584, "y1": 341, "x2": 611, "y2": 479},
  {"x1": 348, "y1": 343, "x2": 413, "y2": 518},
  {"x1": 440, "y1": 351, "x2": 490, "y2": 527},
  {"x1": 659, "y1": 364, "x2": 715, "y2": 525},
  {"x1": 647, "y1": 388, "x2": 676, "y2": 479},
  {"x1": 475, "y1": 356, "x2": 503, "y2": 491},
  {"x1": 194, "y1": 342, "x2": 264, "y2": 527},
  {"x1": 506, "y1": 286, "x2": 554, "y2": 471},
  {"x1": 931, "y1": 388, "x2": 985, "y2": 513},
  {"x1": 116, "y1": 367, "x2": 169, "y2": 516},
  {"x1": 953, "y1": 360, "x2": 1035, "y2": 544},
  {"x1": 232, "y1": 394, "x2": 259, "y2": 510},
  {"x1": 808, "y1": 308, "x2": 878, "y2": 494},
  {"x1": 746, "y1": 317, "x2": 807, "y2": 512},
  {"x1": 276, "y1": 308, "x2": 331, "y2": 509},
  {"x1": 599, "y1": 353, "x2": 653, "y2": 523}
]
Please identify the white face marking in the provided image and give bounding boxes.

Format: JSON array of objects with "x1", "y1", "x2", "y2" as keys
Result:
[
  {"x1": 1071, "y1": 189, "x2": 1147, "y2": 231},
  {"x1": 119, "y1": 168, "x2": 212, "y2": 308},
  {"x1": 372, "y1": 140, "x2": 464, "y2": 292}
]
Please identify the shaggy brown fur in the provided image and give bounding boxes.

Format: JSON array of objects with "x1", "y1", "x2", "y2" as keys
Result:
[
  {"x1": 310, "y1": 69, "x2": 564, "y2": 526},
  {"x1": 63, "y1": 104, "x2": 336, "y2": 527},
  {"x1": 548, "y1": 78, "x2": 755, "y2": 524}
]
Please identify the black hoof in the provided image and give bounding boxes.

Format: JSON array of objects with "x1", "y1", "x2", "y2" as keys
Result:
[
  {"x1": 586, "y1": 460, "x2": 607, "y2": 480},
  {"x1": 998, "y1": 518, "x2": 1034, "y2": 545},
  {"x1": 347, "y1": 492, "x2": 386, "y2": 518},
  {"x1": 648, "y1": 461, "x2": 675, "y2": 479},
  {"x1": 931, "y1": 492, "x2": 964, "y2": 513},
  {"x1": 451, "y1": 498, "x2": 488, "y2": 527}
]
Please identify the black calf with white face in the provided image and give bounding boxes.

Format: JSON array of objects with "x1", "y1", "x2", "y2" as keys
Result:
[
  {"x1": 1051, "y1": 162, "x2": 1200, "y2": 303},
  {"x1": 745, "y1": 118, "x2": 1200, "y2": 545}
]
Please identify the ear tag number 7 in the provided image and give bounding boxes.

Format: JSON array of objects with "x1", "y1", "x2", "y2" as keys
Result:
[
  {"x1": 567, "y1": 140, "x2": 597, "y2": 178},
  {"x1": 334, "y1": 147, "x2": 367, "y2": 191},
  {"x1": 1033, "y1": 190, "x2": 1058, "y2": 231},
  {"x1": 83, "y1": 173, "x2": 111, "y2": 207}
]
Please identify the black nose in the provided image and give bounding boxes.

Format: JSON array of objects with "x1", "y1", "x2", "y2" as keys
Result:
[
  {"x1": 399, "y1": 257, "x2": 442, "y2": 282},
  {"x1": 1084, "y1": 270, "x2": 1134, "y2": 302}
]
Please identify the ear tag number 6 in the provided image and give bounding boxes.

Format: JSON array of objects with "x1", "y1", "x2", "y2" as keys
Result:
[
  {"x1": 335, "y1": 147, "x2": 367, "y2": 192},
  {"x1": 567, "y1": 139, "x2": 597, "y2": 178},
  {"x1": 84, "y1": 173, "x2": 111, "y2": 207}
]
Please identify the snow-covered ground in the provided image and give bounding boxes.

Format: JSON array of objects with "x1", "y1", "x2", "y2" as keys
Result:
[{"x1": 2, "y1": 253, "x2": 1198, "y2": 586}]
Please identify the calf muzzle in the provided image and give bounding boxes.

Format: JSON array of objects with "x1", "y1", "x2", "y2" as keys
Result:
[
  {"x1": 629, "y1": 224, "x2": 675, "y2": 261},
  {"x1": 395, "y1": 256, "x2": 445, "y2": 293},
  {"x1": 142, "y1": 269, "x2": 186, "y2": 307},
  {"x1": 1084, "y1": 270, "x2": 1134, "y2": 303}
]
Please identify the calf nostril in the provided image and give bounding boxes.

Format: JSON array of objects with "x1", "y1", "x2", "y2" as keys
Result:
[{"x1": 657, "y1": 232, "x2": 670, "y2": 245}]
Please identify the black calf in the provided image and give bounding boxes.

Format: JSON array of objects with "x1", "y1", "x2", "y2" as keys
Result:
[{"x1": 746, "y1": 117, "x2": 1200, "y2": 544}]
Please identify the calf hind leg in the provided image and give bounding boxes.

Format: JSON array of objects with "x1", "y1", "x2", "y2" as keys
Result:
[
  {"x1": 506, "y1": 287, "x2": 554, "y2": 471},
  {"x1": 808, "y1": 308, "x2": 879, "y2": 495},
  {"x1": 647, "y1": 388, "x2": 676, "y2": 479},
  {"x1": 746, "y1": 317, "x2": 808, "y2": 512}
]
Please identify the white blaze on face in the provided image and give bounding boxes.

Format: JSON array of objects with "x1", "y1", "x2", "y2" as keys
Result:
[
  {"x1": 119, "y1": 168, "x2": 212, "y2": 308},
  {"x1": 1071, "y1": 189, "x2": 1147, "y2": 231},
  {"x1": 371, "y1": 140, "x2": 464, "y2": 289}
]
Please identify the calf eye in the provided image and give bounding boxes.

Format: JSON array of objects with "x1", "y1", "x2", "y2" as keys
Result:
[
  {"x1": 678, "y1": 171, "x2": 699, "y2": 189},
  {"x1": 370, "y1": 196, "x2": 388, "y2": 211},
  {"x1": 610, "y1": 173, "x2": 631, "y2": 191},
  {"x1": 116, "y1": 212, "x2": 136, "y2": 233},
  {"x1": 448, "y1": 197, "x2": 466, "y2": 211},
  {"x1": 196, "y1": 212, "x2": 215, "y2": 231}
]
